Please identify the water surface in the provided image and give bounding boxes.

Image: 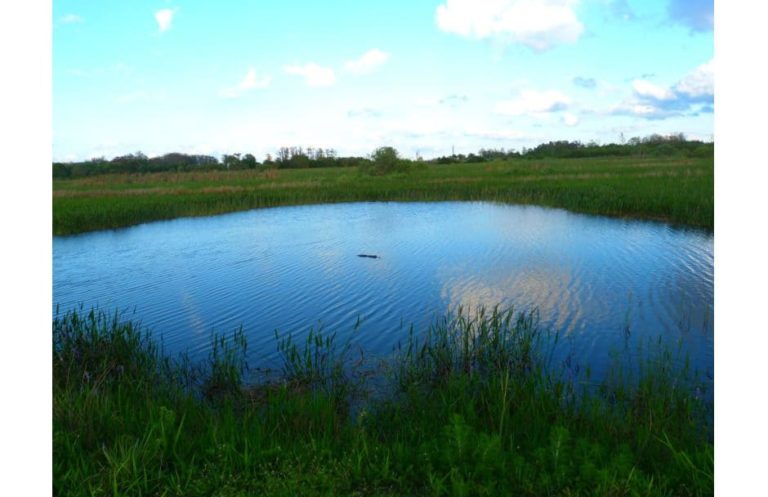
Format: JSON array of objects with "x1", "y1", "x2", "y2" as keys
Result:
[{"x1": 53, "y1": 202, "x2": 713, "y2": 378}]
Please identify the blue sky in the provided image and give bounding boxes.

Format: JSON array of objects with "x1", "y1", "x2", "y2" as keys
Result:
[{"x1": 52, "y1": 0, "x2": 713, "y2": 161}]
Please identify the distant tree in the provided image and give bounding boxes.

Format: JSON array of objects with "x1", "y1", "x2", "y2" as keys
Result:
[
  {"x1": 370, "y1": 146, "x2": 404, "y2": 175},
  {"x1": 52, "y1": 163, "x2": 71, "y2": 179},
  {"x1": 288, "y1": 153, "x2": 310, "y2": 169},
  {"x1": 277, "y1": 147, "x2": 290, "y2": 163},
  {"x1": 241, "y1": 153, "x2": 258, "y2": 169},
  {"x1": 466, "y1": 153, "x2": 485, "y2": 163},
  {"x1": 223, "y1": 153, "x2": 242, "y2": 170}
]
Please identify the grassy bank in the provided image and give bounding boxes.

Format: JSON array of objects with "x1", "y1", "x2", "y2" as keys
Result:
[
  {"x1": 54, "y1": 307, "x2": 713, "y2": 496},
  {"x1": 53, "y1": 156, "x2": 714, "y2": 234}
]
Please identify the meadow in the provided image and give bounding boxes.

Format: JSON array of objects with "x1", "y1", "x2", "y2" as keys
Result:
[
  {"x1": 53, "y1": 307, "x2": 713, "y2": 496},
  {"x1": 53, "y1": 156, "x2": 714, "y2": 235}
]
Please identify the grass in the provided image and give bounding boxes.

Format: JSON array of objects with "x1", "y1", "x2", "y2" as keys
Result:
[
  {"x1": 53, "y1": 306, "x2": 713, "y2": 496},
  {"x1": 53, "y1": 156, "x2": 714, "y2": 234}
]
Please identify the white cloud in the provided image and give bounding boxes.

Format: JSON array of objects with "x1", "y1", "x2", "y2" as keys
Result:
[
  {"x1": 632, "y1": 80, "x2": 675, "y2": 101},
  {"x1": 219, "y1": 68, "x2": 271, "y2": 98},
  {"x1": 347, "y1": 107, "x2": 383, "y2": 118},
  {"x1": 463, "y1": 127, "x2": 532, "y2": 141},
  {"x1": 435, "y1": 0, "x2": 584, "y2": 52},
  {"x1": 59, "y1": 14, "x2": 83, "y2": 24},
  {"x1": 674, "y1": 59, "x2": 714, "y2": 99},
  {"x1": 415, "y1": 94, "x2": 470, "y2": 108},
  {"x1": 155, "y1": 9, "x2": 175, "y2": 33},
  {"x1": 495, "y1": 89, "x2": 571, "y2": 116},
  {"x1": 284, "y1": 63, "x2": 336, "y2": 87},
  {"x1": 562, "y1": 113, "x2": 580, "y2": 126},
  {"x1": 344, "y1": 49, "x2": 391, "y2": 75},
  {"x1": 611, "y1": 59, "x2": 714, "y2": 119}
]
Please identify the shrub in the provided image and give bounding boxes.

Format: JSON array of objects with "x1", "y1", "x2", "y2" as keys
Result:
[{"x1": 369, "y1": 146, "x2": 410, "y2": 175}]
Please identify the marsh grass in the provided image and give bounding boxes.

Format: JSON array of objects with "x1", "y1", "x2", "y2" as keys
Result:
[
  {"x1": 53, "y1": 306, "x2": 713, "y2": 496},
  {"x1": 53, "y1": 156, "x2": 714, "y2": 234}
]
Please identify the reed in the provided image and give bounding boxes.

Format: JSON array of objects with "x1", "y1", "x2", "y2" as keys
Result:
[
  {"x1": 53, "y1": 306, "x2": 713, "y2": 496},
  {"x1": 53, "y1": 156, "x2": 714, "y2": 235}
]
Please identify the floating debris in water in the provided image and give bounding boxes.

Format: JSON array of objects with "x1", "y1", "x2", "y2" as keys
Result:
[{"x1": 357, "y1": 254, "x2": 380, "y2": 259}]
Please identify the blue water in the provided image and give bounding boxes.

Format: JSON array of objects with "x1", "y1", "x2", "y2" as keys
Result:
[{"x1": 53, "y1": 202, "x2": 713, "y2": 379}]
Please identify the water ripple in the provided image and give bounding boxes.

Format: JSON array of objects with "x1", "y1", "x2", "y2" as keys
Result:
[{"x1": 53, "y1": 202, "x2": 713, "y2": 377}]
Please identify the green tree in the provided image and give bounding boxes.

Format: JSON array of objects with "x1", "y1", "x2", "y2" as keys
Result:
[
  {"x1": 371, "y1": 146, "x2": 404, "y2": 175},
  {"x1": 242, "y1": 153, "x2": 258, "y2": 169}
]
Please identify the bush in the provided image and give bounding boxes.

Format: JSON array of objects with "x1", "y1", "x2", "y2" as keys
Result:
[{"x1": 369, "y1": 146, "x2": 409, "y2": 175}]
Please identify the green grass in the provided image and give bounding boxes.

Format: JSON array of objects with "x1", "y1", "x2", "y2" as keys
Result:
[
  {"x1": 54, "y1": 307, "x2": 713, "y2": 496},
  {"x1": 53, "y1": 156, "x2": 714, "y2": 234}
]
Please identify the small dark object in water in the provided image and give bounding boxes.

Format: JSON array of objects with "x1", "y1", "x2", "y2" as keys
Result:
[{"x1": 357, "y1": 254, "x2": 380, "y2": 259}]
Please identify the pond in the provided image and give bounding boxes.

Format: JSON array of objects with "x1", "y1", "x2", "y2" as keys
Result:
[{"x1": 53, "y1": 202, "x2": 713, "y2": 380}]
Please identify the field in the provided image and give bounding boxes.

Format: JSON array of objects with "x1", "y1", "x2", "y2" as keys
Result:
[{"x1": 53, "y1": 156, "x2": 714, "y2": 235}]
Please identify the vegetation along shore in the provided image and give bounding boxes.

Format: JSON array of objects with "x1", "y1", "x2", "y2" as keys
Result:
[
  {"x1": 53, "y1": 136, "x2": 714, "y2": 235},
  {"x1": 53, "y1": 306, "x2": 713, "y2": 496}
]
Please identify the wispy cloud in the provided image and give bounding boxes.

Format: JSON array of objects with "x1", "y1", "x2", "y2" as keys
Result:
[
  {"x1": 463, "y1": 127, "x2": 532, "y2": 141},
  {"x1": 344, "y1": 49, "x2": 390, "y2": 75},
  {"x1": 572, "y1": 76, "x2": 597, "y2": 89},
  {"x1": 155, "y1": 9, "x2": 175, "y2": 33},
  {"x1": 59, "y1": 14, "x2": 83, "y2": 24},
  {"x1": 219, "y1": 68, "x2": 271, "y2": 98},
  {"x1": 608, "y1": 0, "x2": 635, "y2": 21},
  {"x1": 435, "y1": 0, "x2": 584, "y2": 52},
  {"x1": 416, "y1": 94, "x2": 470, "y2": 107},
  {"x1": 284, "y1": 63, "x2": 336, "y2": 87},
  {"x1": 495, "y1": 89, "x2": 571, "y2": 117},
  {"x1": 347, "y1": 108, "x2": 383, "y2": 118},
  {"x1": 668, "y1": 0, "x2": 713, "y2": 32},
  {"x1": 562, "y1": 113, "x2": 580, "y2": 126},
  {"x1": 440, "y1": 94, "x2": 470, "y2": 106}
]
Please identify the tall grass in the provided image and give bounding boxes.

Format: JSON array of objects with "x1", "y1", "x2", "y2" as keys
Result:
[
  {"x1": 53, "y1": 156, "x2": 714, "y2": 234},
  {"x1": 53, "y1": 306, "x2": 713, "y2": 496}
]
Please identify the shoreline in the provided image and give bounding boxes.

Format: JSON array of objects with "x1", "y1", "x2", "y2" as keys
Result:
[{"x1": 53, "y1": 157, "x2": 714, "y2": 235}]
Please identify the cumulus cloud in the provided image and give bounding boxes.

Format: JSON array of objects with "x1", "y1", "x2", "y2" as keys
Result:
[
  {"x1": 435, "y1": 0, "x2": 584, "y2": 52},
  {"x1": 284, "y1": 63, "x2": 336, "y2": 87},
  {"x1": 611, "y1": 59, "x2": 713, "y2": 119},
  {"x1": 674, "y1": 59, "x2": 714, "y2": 99},
  {"x1": 59, "y1": 14, "x2": 83, "y2": 24},
  {"x1": 495, "y1": 89, "x2": 571, "y2": 117},
  {"x1": 219, "y1": 68, "x2": 271, "y2": 98},
  {"x1": 344, "y1": 49, "x2": 390, "y2": 75},
  {"x1": 632, "y1": 80, "x2": 676, "y2": 101},
  {"x1": 155, "y1": 9, "x2": 175, "y2": 33},
  {"x1": 668, "y1": 0, "x2": 713, "y2": 32}
]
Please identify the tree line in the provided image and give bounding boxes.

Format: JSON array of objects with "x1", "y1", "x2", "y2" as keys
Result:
[
  {"x1": 433, "y1": 133, "x2": 713, "y2": 164},
  {"x1": 52, "y1": 134, "x2": 713, "y2": 179}
]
